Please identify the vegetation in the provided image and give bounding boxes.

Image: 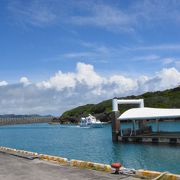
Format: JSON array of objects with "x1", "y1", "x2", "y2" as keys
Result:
[{"x1": 60, "y1": 86, "x2": 180, "y2": 123}]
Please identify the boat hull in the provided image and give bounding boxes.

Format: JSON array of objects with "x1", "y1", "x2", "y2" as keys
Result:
[
  {"x1": 90, "y1": 123, "x2": 103, "y2": 128},
  {"x1": 79, "y1": 123, "x2": 104, "y2": 128},
  {"x1": 79, "y1": 114, "x2": 105, "y2": 128}
]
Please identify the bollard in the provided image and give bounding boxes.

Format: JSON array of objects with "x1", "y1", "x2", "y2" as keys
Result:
[{"x1": 111, "y1": 163, "x2": 122, "y2": 174}]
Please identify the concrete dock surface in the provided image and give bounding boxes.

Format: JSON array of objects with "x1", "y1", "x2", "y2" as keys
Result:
[{"x1": 0, "y1": 152, "x2": 141, "y2": 180}]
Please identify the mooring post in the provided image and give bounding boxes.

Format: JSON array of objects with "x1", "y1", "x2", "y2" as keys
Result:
[{"x1": 112, "y1": 99, "x2": 120, "y2": 142}]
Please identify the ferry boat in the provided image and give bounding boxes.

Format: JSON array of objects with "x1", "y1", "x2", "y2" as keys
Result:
[{"x1": 80, "y1": 114, "x2": 104, "y2": 128}]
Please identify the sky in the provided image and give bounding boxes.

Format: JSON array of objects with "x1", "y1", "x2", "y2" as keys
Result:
[{"x1": 0, "y1": 0, "x2": 180, "y2": 115}]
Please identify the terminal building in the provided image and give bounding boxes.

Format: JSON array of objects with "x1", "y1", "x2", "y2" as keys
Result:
[{"x1": 112, "y1": 99, "x2": 180, "y2": 144}]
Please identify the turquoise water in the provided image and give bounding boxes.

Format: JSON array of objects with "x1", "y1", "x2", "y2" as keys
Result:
[{"x1": 0, "y1": 122, "x2": 180, "y2": 174}]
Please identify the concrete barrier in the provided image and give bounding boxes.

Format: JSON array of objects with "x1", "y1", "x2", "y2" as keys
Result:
[
  {"x1": 70, "y1": 159, "x2": 112, "y2": 172},
  {"x1": 0, "y1": 146, "x2": 38, "y2": 157},
  {"x1": 136, "y1": 169, "x2": 180, "y2": 180},
  {"x1": 39, "y1": 154, "x2": 68, "y2": 165}
]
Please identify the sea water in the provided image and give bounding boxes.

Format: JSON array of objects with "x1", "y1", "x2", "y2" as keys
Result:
[{"x1": 0, "y1": 122, "x2": 180, "y2": 174}]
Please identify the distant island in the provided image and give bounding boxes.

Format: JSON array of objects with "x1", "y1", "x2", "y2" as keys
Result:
[{"x1": 58, "y1": 86, "x2": 180, "y2": 124}]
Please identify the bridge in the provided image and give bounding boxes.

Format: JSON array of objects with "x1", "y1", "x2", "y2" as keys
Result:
[{"x1": 0, "y1": 117, "x2": 57, "y2": 126}]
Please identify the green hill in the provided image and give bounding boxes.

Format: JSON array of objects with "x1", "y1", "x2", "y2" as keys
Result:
[{"x1": 59, "y1": 86, "x2": 180, "y2": 124}]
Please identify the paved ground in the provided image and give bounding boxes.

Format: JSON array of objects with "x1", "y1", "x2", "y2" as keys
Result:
[{"x1": 0, "y1": 152, "x2": 141, "y2": 180}]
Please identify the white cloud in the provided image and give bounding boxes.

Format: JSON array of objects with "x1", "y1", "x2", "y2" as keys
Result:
[
  {"x1": 37, "y1": 71, "x2": 76, "y2": 91},
  {"x1": 141, "y1": 68, "x2": 180, "y2": 91},
  {"x1": 6, "y1": 0, "x2": 180, "y2": 33},
  {"x1": 20, "y1": 77, "x2": 31, "y2": 85},
  {"x1": 157, "y1": 68, "x2": 180, "y2": 89},
  {"x1": 134, "y1": 0, "x2": 180, "y2": 24},
  {"x1": 133, "y1": 44, "x2": 180, "y2": 51},
  {"x1": 132, "y1": 55, "x2": 160, "y2": 61},
  {"x1": 76, "y1": 62, "x2": 104, "y2": 87},
  {"x1": 7, "y1": 0, "x2": 57, "y2": 27},
  {"x1": 61, "y1": 42, "x2": 180, "y2": 69},
  {"x1": 162, "y1": 58, "x2": 174, "y2": 65},
  {"x1": 0, "y1": 62, "x2": 179, "y2": 115},
  {"x1": 0, "y1": 81, "x2": 8, "y2": 86},
  {"x1": 109, "y1": 75, "x2": 137, "y2": 94},
  {"x1": 175, "y1": 61, "x2": 180, "y2": 68},
  {"x1": 71, "y1": 3, "x2": 135, "y2": 32},
  {"x1": 70, "y1": 0, "x2": 180, "y2": 32},
  {"x1": 61, "y1": 44, "x2": 113, "y2": 63},
  {"x1": 38, "y1": 62, "x2": 104, "y2": 91},
  {"x1": 130, "y1": 55, "x2": 180, "y2": 68},
  {"x1": 63, "y1": 52, "x2": 96, "y2": 59}
]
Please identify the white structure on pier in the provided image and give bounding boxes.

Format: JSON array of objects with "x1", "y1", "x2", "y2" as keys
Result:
[
  {"x1": 119, "y1": 107, "x2": 180, "y2": 120},
  {"x1": 112, "y1": 98, "x2": 180, "y2": 120},
  {"x1": 111, "y1": 98, "x2": 180, "y2": 143}
]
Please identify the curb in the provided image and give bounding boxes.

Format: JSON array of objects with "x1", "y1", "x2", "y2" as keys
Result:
[
  {"x1": 70, "y1": 159, "x2": 112, "y2": 172},
  {"x1": 39, "y1": 154, "x2": 68, "y2": 165},
  {"x1": 0, "y1": 146, "x2": 38, "y2": 157},
  {"x1": 136, "y1": 169, "x2": 180, "y2": 180}
]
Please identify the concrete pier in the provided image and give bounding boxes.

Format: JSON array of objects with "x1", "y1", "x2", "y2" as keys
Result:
[
  {"x1": 0, "y1": 146, "x2": 180, "y2": 179},
  {"x1": 0, "y1": 152, "x2": 139, "y2": 180}
]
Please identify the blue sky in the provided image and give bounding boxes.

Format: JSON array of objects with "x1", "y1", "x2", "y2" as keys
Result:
[{"x1": 0, "y1": 0, "x2": 180, "y2": 115}]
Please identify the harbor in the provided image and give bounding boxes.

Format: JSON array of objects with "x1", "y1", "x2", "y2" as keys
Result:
[
  {"x1": 1, "y1": 0, "x2": 180, "y2": 179},
  {"x1": 0, "y1": 98, "x2": 180, "y2": 177}
]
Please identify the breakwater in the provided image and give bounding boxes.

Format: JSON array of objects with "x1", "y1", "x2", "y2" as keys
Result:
[{"x1": 0, "y1": 117, "x2": 54, "y2": 126}]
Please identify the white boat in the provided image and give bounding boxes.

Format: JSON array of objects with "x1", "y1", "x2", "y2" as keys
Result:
[{"x1": 80, "y1": 114, "x2": 104, "y2": 128}]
